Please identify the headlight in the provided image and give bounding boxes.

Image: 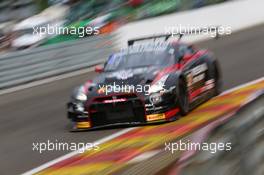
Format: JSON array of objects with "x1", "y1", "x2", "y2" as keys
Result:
[
  {"x1": 76, "y1": 93, "x2": 87, "y2": 101},
  {"x1": 75, "y1": 103, "x2": 85, "y2": 112},
  {"x1": 75, "y1": 86, "x2": 87, "y2": 101},
  {"x1": 148, "y1": 74, "x2": 169, "y2": 94}
]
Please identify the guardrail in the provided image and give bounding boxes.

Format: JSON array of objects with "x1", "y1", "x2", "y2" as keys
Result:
[{"x1": 0, "y1": 34, "x2": 116, "y2": 90}]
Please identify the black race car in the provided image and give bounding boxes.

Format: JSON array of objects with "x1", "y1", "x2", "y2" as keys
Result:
[{"x1": 67, "y1": 34, "x2": 221, "y2": 130}]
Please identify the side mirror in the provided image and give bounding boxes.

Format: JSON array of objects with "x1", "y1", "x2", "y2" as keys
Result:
[
  {"x1": 188, "y1": 44, "x2": 195, "y2": 50},
  {"x1": 95, "y1": 65, "x2": 103, "y2": 73}
]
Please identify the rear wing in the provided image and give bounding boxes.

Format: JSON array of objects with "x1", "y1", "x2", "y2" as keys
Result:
[{"x1": 128, "y1": 26, "x2": 221, "y2": 46}]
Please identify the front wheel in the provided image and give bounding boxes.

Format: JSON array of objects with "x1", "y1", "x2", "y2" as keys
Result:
[
  {"x1": 212, "y1": 62, "x2": 222, "y2": 96},
  {"x1": 177, "y1": 79, "x2": 189, "y2": 116}
]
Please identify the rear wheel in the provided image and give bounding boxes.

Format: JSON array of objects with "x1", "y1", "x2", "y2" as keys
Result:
[{"x1": 178, "y1": 78, "x2": 189, "y2": 116}]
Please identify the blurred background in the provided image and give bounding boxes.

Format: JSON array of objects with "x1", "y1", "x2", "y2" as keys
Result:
[
  {"x1": 2, "y1": 0, "x2": 264, "y2": 175},
  {"x1": 0, "y1": 0, "x2": 228, "y2": 53}
]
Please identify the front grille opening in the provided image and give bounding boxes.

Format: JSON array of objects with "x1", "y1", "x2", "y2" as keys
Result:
[
  {"x1": 93, "y1": 93, "x2": 138, "y2": 103},
  {"x1": 89, "y1": 94, "x2": 145, "y2": 127}
]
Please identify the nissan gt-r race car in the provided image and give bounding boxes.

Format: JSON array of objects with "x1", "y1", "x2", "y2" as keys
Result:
[{"x1": 67, "y1": 33, "x2": 222, "y2": 131}]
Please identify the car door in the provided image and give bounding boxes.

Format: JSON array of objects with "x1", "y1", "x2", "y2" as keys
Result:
[{"x1": 177, "y1": 44, "x2": 208, "y2": 103}]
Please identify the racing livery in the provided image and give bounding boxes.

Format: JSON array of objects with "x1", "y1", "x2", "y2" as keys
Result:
[{"x1": 67, "y1": 34, "x2": 222, "y2": 130}]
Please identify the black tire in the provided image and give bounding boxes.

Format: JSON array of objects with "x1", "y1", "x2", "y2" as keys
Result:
[
  {"x1": 212, "y1": 63, "x2": 222, "y2": 96},
  {"x1": 178, "y1": 78, "x2": 189, "y2": 116}
]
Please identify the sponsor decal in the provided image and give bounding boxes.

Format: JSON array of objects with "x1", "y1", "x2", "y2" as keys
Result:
[
  {"x1": 118, "y1": 42, "x2": 169, "y2": 55},
  {"x1": 76, "y1": 121, "x2": 91, "y2": 129},
  {"x1": 204, "y1": 79, "x2": 215, "y2": 90},
  {"x1": 187, "y1": 73, "x2": 206, "y2": 87},
  {"x1": 103, "y1": 98, "x2": 127, "y2": 103},
  {"x1": 146, "y1": 113, "x2": 166, "y2": 121},
  {"x1": 186, "y1": 63, "x2": 208, "y2": 87},
  {"x1": 191, "y1": 63, "x2": 208, "y2": 76},
  {"x1": 114, "y1": 70, "x2": 134, "y2": 80},
  {"x1": 189, "y1": 79, "x2": 215, "y2": 102},
  {"x1": 186, "y1": 73, "x2": 193, "y2": 87}
]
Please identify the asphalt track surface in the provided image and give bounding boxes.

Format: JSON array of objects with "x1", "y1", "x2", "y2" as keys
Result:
[{"x1": 0, "y1": 24, "x2": 264, "y2": 175}]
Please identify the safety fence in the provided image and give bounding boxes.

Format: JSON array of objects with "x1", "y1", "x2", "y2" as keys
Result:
[{"x1": 0, "y1": 34, "x2": 115, "y2": 90}]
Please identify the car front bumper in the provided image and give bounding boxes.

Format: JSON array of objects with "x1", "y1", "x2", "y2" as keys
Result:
[{"x1": 67, "y1": 92, "x2": 179, "y2": 130}]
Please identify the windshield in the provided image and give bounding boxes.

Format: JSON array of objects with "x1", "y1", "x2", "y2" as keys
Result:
[{"x1": 104, "y1": 51, "x2": 175, "y2": 71}]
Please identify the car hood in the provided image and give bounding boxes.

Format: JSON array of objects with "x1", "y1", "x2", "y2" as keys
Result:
[{"x1": 91, "y1": 66, "x2": 162, "y2": 92}]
